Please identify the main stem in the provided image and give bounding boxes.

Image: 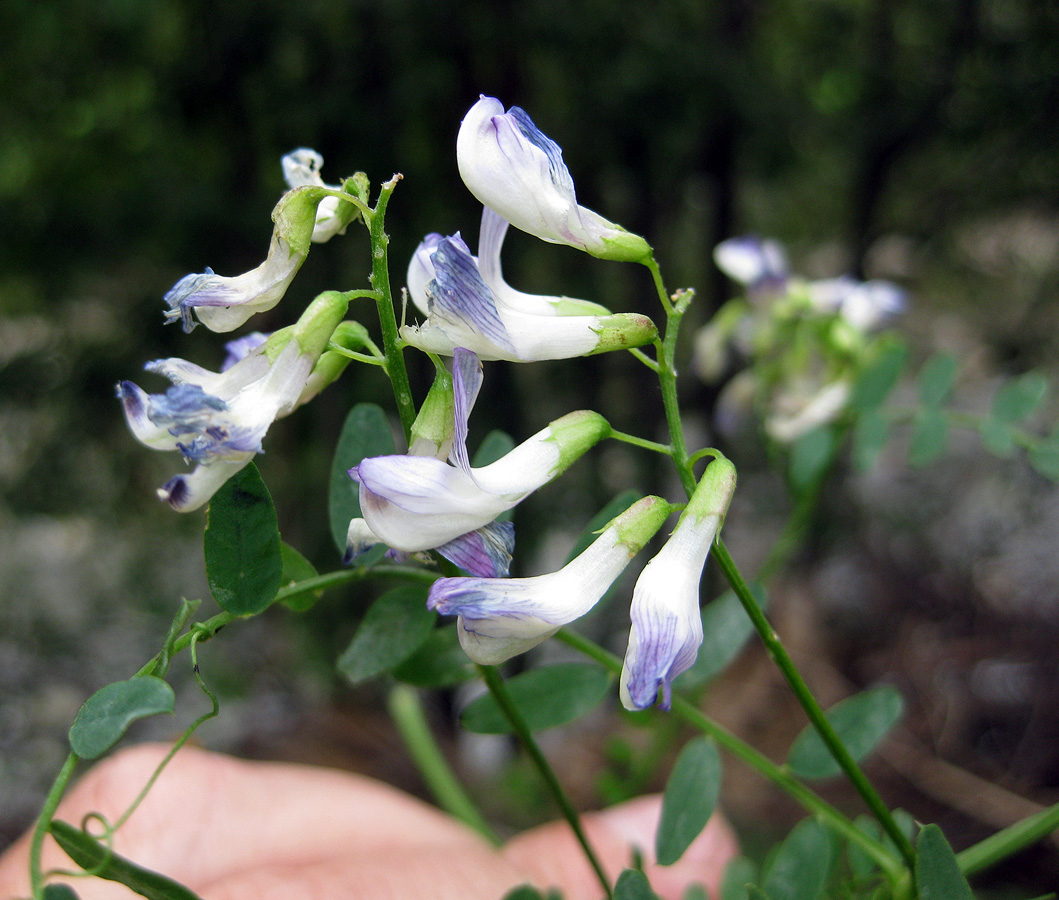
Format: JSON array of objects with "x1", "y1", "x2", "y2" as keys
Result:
[
  {"x1": 478, "y1": 665, "x2": 613, "y2": 899},
  {"x1": 368, "y1": 175, "x2": 416, "y2": 441},
  {"x1": 712, "y1": 538, "x2": 918, "y2": 868}
]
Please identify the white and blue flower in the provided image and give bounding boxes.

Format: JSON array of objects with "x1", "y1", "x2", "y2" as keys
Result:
[
  {"x1": 401, "y1": 218, "x2": 656, "y2": 361},
  {"x1": 456, "y1": 96, "x2": 651, "y2": 262},
  {"x1": 620, "y1": 457, "x2": 737, "y2": 711},
  {"x1": 120, "y1": 291, "x2": 349, "y2": 511},
  {"x1": 347, "y1": 349, "x2": 612, "y2": 575},
  {"x1": 429, "y1": 495, "x2": 673, "y2": 664}
]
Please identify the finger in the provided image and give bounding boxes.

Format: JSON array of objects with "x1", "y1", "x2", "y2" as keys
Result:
[
  {"x1": 0, "y1": 743, "x2": 499, "y2": 900},
  {"x1": 502, "y1": 794, "x2": 738, "y2": 900}
]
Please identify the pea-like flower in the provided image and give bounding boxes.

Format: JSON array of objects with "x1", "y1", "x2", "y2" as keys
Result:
[
  {"x1": 348, "y1": 350, "x2": 612, "y2": 573},
  {"x1": 620, "y1": 457, "x2": 737, "y2": 711},
  {"x1": 119, "y1": 292, "x2": 349, "y2": 512},
  {"x1": 456, "y1": 96, "x2": 651, "y2": 263},
  {"x1": 164, "y1": 184, "x2": 336, "y2": 334},
  {"x1": 429, "y1": 495, "x2": 673, "y2": 664},
  {"x1": 401, "y1": 223, "x2": 656, "y2": 361}
]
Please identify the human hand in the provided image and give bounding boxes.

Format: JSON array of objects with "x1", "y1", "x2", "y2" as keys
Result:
[{"x1": 0, "y1": 743, "x2": 737, "y2": 900}]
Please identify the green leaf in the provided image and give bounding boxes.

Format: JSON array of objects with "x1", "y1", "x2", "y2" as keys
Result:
[
  {"x1": 847, "y1": 815, "x2": 883, "y2": 881},
  {"x1": 915, "y1": 824, "x2": 975, "y2": 900},
  {"x1": 908, "y1": 409, "x2": 948, "y2": 467},
  {"x1": 850, "y1": 337, "x2": 906, "y2": 413},
  {"x1": 719, "y1": 856, "x2": 758, "y2": 900},
  {"x1": 614, "y1": 869, "x2": 660, "y2": 900},
  {"x1": 682, "y1": 885, "x2": 710, "y2": 900},
  {"x1": 761, "y1": 818, "x2": 833, "y2": 900},
  {"x1": 42, "y1": 885, "x2": 80, "y2": 900},
  {"x1": 992, "y1": 372, "x2": 1048, "y2": 423},
  {"x1": 69, "y1": 677, "x2": 175, "y2": 759},
  {"x1": 852, "y1": 409, "x2": 889, "y2": 472},
  {"x1": 979, "y1": 418, "x2": 1016, "y2": 458},
  {"x1": 656, "y1": 737, "x2": 722, "y2": 865},
  {"x1": 337, "y1": 584, "x2": 436, "y2": 685},
  {"x1": 676, "y1": 586, "x2": 767, "y2": 689},
  {"x1": 1029, "y1": 427, "x2": 1059, "y2": 480},
  {"x1": 788, "y1": 427, "x2": 836, "y2": 493},
  {"x1": 917, "y1": 354, "x2": 958, "y2": 407},
  {"x1": 50, "y1": 820, "x2": 203, "y2": 900},
  {"x1": 204, "y1": 462, "x2": 282, "y2": 616},
  {"x1": 277, "y1": 542, "x2": 321, "y2": 611},
  {"x1": 461, "y1": 663, "x2": 611, "y2": 734},
  {"x1": 786, "y1": 685, "x2": 904, "y2": 780},
  {"x1": 392, "y1": 623, "x2": 477, "y2": 687},
  {"x1": 328, "y1": 403, "x2": 395, "y2": 552}
]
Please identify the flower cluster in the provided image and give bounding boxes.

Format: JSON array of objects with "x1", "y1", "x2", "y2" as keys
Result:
[
  {"x1": 695, "y1": 235, "x2": 907, "y2": 443},
  {"x1": 119, "y1": 95, "x2": 740, "y2": 710}
]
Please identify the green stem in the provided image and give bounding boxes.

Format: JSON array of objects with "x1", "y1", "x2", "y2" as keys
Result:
[
  {"x1": 608, "y1": 429, "x2": 673, "y2": 456},
  {"x1": 956, "y1": 800, "x2": 1059, "y2": 877},
  {"x1": 642, "y1": 256, "x2": 696, "y2": 496},
  {"x1": 367, "y1": 174, "x2": 416, "y2": 441},
  {"x1": 387, "y1": 685, "x2": 500, "y2": 846},
  {"x1": 712, "y1": 538, "x2": 917, "y2": 869},
  {"x1": 553, "y1": 629, "x2": 902, "y2": 879},
  {"x1": 29, "y1": 752, "x2": 79, "y2": 899},
  {"x1": 478, "y1": 665, "x2": 613, "y2": 899}
]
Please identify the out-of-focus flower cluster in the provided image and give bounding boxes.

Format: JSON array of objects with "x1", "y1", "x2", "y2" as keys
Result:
[{"x1": 694, "y1": 236, "x2": 906, "y2": 444}]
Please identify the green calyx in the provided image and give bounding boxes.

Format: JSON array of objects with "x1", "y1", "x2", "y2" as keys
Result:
[
  {"x1": 608, "y1": 495, "x2": 675, "y2": 555},
  {"x1": 683, "y1": 455, "x2": 737, "y2": 526},
  {"x1": 547, "y1": 410, "x2": 612, "y2": 474},
  {"x1": 591, "y1": 227, "x2": 654, "y2": 264},
  {"x1": 288, "y1": 291, "x2": 351, "y2": 360},
  {"x1": 409, "y1": 366, "x2": 455, "y2": 457},
  {"x1": 588, "y1": 313, "x2": 658, "y2": 355},
  {"x1": 273, "y1": 185, "x2": 331, "y2": 257}
]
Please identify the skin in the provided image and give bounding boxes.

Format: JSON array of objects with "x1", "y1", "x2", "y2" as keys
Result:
[{"x1": 0, "y1": 743, "x2": 737, "y2": 900}]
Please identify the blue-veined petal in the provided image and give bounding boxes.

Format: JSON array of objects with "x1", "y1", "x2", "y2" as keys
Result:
[
  {"x1": 457, "y1": 97, "x2": 650, "y2": 262},
  {"x1": 620, "y1": 458, "x2": 737, "y2": 710}
]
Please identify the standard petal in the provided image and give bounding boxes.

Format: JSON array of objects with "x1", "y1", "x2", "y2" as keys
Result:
[
  {"x1": 429, "y1": 234, "x2": 516, "y2": 356},
  {"x1": 457, "y1": 97, "x2": 648, "y2": 260}
]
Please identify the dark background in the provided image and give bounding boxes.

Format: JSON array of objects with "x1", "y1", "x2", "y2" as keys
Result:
[{"x1": 2, "y1": 0, "x2": 1058, "y2": 893}]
